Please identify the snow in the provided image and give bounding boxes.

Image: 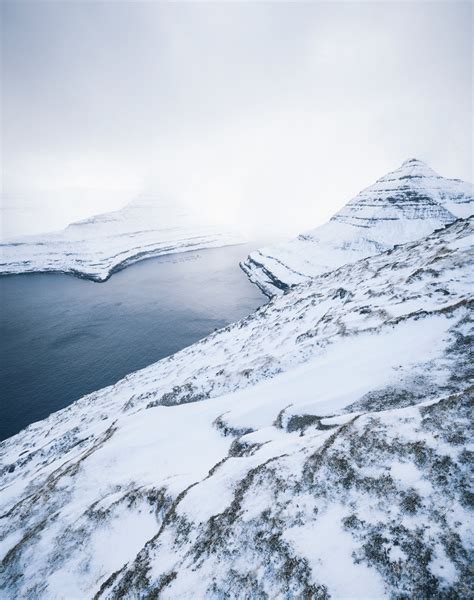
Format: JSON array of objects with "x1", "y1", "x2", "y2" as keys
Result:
[
  {"x1": 284, "y1": 505, "x2": 387, "y2": 598},
  {"x1": 0, "y1": 192, "x2": 245, "y2": 281},
  {"x1": 428, "y1": 545, "x2": 458, "y2": 587},
  {"x1": 242, "y1": 159, "x2": 473, "y2": 296},
  {"x1": 390, "y1": 461, "x2": 433, "y2": 496},
  {"x1": 47, "y1": 506, "x2": 158, "y2": 599},
  {"x1": 0, "y1": 216, "x2": 472, "y2": 598}
]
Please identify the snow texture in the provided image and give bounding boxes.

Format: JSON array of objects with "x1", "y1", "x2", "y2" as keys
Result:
[
  {"x1": 0, "y1": 193, "x2": 245, "y2": 281},
  {"x1": 241, "y1": 159, "x2": 474, "y2": 296},
  {"x1": 1, "y1": 216, "x2": 472, "y2": 599}
]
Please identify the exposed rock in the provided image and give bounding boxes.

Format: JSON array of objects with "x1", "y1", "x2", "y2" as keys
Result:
[
  {"x1": 242, "y1": 159, "x2": 473, "y2": 296},
  {"x1": 0, "y1": 217, "x2": 472, "y2": 598}
]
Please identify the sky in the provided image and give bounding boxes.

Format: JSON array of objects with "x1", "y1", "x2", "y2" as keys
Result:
[{"x1": 1, "y1": 0, "x2": 472, "y2": 239}]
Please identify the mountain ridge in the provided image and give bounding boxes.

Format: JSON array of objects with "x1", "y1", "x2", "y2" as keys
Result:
[
  {"x1": 241, "y1": 159, "x2": 473, "y2": 296},
  {"x1": 0, "y1": 192, "x2": 245, "y2": 282}
]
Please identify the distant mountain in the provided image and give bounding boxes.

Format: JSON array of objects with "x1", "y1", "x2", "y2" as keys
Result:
[
  {"x1": 0, "y1": 192, "x2": 245, "y2": 281},
  {"x1": 1, "y1": 217, "x2": 472, "y2": 598},
  {"x1": 241, "y1": 159, "x2": 473, "y2": 296}
]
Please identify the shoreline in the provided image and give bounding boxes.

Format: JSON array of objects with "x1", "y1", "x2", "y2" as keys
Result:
[{"x1": 0, "y1": 238, "x2": 249, "y2": 283}]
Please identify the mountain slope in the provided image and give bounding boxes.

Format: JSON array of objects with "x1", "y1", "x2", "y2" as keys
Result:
[
  {"x1": 0, "y1": 193, "x2": 244, "y2": 281},
  {"x1": 1, "y1": 217, "x2": 472, "y2": 599},
  {"x1": 241, "y1": 159, "x2": 473, "y2": 296}
]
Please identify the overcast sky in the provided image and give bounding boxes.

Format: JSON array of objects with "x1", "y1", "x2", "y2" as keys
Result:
[{"x1": 1, "y1": 0, "x2": 472, "y2": 239}]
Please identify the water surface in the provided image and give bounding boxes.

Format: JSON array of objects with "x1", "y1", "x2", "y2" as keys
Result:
[{"x1": 0, "y1": 244, "x2": 265, "y2": 441}]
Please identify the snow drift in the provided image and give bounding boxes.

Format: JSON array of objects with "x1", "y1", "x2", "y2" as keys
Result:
[{"x1": 1, "y1": 216, "x2": 472, "y2": 598}]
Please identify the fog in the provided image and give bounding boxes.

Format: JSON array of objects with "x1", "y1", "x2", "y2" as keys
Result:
[{"x1": 1, "y1": 1, "x2": 472, "y2": 239}]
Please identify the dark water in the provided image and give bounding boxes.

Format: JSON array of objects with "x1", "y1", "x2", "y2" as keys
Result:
[{"x1": 0, "y1": 244, "x2": 265, "y2": 441}]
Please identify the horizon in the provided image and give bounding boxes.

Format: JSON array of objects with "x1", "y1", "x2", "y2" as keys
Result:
[
  {"x1": 1, "y1": 1, "x2": 472, "y2": 239},
  {"x1": 1, "y1": 154, "x2": 471, "y2": 242}
]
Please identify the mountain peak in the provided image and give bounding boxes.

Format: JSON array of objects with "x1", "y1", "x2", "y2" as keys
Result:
[
  {"x1": 401, "y1": 157, "x2": 427, "y2": 167},
  {"x1": 242, "y1": 161, "x2": 473, "y2": 296},
  {"x1": 331, "y1": 157, "x2": 455, "y2": 229},
  {"x1": 384, "y1": 157, "x2": 440, "y2": 181}
]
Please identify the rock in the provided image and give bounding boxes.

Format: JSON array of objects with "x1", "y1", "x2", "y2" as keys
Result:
[{"x1": 241, "y1": 159, "x2": 473, "y2": 296}]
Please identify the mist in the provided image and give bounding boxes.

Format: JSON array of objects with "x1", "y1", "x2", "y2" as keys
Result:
[{"x1": 1, "y1": 0, "x2": 472, "y2": 239}]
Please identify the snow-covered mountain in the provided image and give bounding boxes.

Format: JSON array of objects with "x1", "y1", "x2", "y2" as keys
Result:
[
  {"x1": 0, "y1": 193, "x2": 245, "y2": 281},
  {"x1": 1, "y1": 216, "x2": 472, "y2": 598},
  {"x1": 241, "y1": 159, "x2": 473, "y2": 296}
]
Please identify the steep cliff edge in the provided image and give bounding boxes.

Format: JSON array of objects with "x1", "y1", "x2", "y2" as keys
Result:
[{"x1": 0, "y1": 193, "x2": 245, "y2": 281}]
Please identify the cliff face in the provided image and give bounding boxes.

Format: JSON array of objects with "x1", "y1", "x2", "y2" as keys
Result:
[
  {"x1": 0, "y1": 193, "x2": 245, "y2": 281},
  {"x1": 241, "y1": 159, "x2": 473, "y2": 296},
  {"x1": 1, "y1": 217, "x2": 472, "y2": 599}
]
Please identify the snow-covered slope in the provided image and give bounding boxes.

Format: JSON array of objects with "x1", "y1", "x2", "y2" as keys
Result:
[
  {"x1": 1, "y1": 217, "x2": 472, "y2": 599},
  {"x1": 242, "y1": 159, "x2": 473, "y2": 296},
  {"x1": 0, "y1": 193, "x2": 245, "y2": 281}
]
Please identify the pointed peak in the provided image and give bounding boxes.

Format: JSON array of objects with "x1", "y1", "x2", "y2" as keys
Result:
[
  {"x1": 376, "y1": 157, "x2": 440, "y2": 182},
  {"x1": 401, "y1": 157, "x2": 427, "y2": 167}
]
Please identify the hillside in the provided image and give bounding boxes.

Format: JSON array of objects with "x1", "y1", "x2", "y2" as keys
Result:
[{"x1": 1, "y1": 217, "x2": 472, "y2": 598}]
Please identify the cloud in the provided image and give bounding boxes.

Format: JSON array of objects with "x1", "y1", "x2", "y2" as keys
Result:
[{"x1": 1, "y1": 0, "x2": 472, "y2": 238}]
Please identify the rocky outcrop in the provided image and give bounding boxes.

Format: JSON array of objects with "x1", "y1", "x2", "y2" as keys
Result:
[{"x1": 242, "y1": 159, "x2": 473, "y2": 296}]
